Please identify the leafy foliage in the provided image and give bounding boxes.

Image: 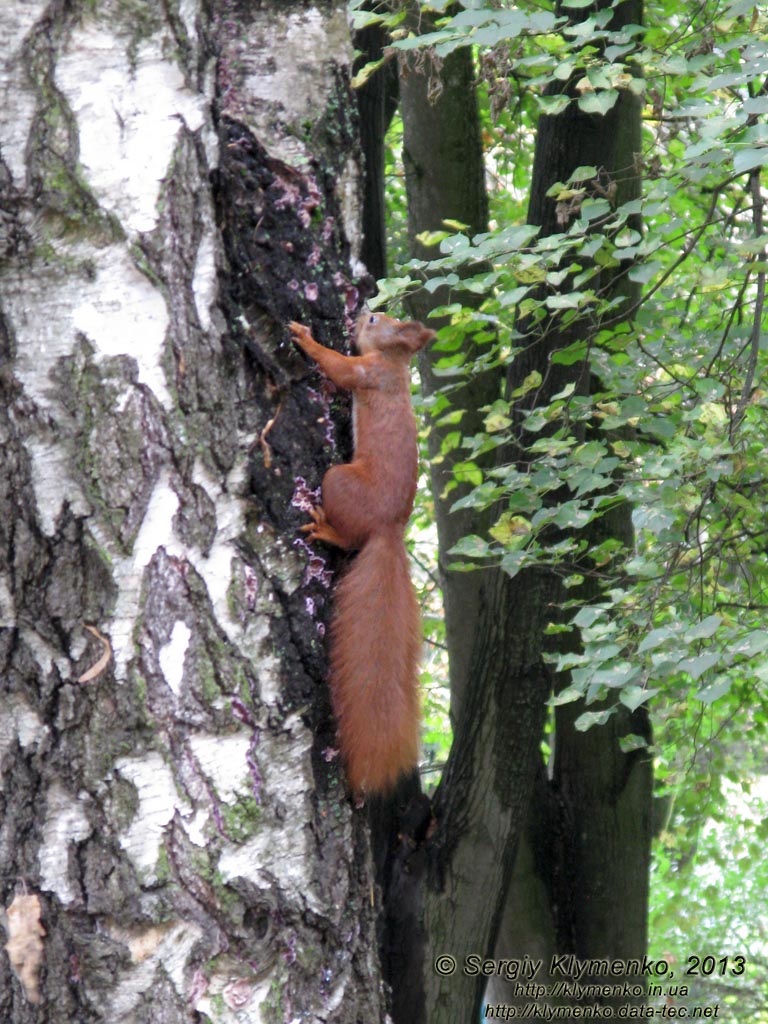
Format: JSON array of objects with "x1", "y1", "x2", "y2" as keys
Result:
[
  {"x1": 650, "y1": 781, "x2": 768, "y2": 1018},
  {"x1": 357, "y1": 0, "x2": 768, "y2": 770},
  {"x1": 354, "y1": 0, "x2": 768, "y2": 1007}
]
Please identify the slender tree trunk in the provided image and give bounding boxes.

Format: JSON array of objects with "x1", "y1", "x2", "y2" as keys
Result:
[
  {"x1": 354, "y1": 17, "x2": 400, "y2": 282},
  {"x1": 0, "y1": 3, "x2": 387, "y2": 1021},
  {"x1": 399, "y1": 28, "x2": 494, "y2": 715}
]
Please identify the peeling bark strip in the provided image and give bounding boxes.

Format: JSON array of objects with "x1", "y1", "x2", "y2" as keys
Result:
[
  {"x1": 0, "y1": 3, "x2": 384, "y2": 1021},
  {"x1": 3, "y1": 893, "x2": 45, "y2": 1004}
]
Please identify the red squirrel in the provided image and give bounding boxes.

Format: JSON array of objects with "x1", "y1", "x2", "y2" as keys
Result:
[{"x1": 290, "y1": 312, "x2": 435, "y2": 794}]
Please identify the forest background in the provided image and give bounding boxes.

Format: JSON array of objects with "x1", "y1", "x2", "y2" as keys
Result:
[
  {"x1": 0, "y1": 0, "x2": 767, "y2": 1021},
  {"x1": 359, "y1": 0, "x2": 768, "y2": 1020}
]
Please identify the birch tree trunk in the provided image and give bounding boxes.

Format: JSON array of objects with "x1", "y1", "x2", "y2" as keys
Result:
[{"x1": 0, "y1": 3, "x2": 381, "y2": 1021}]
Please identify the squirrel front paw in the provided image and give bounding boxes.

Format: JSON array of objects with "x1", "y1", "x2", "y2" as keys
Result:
[{"x1": 289, "y1": 321, "x2": 313, "y2": 350}]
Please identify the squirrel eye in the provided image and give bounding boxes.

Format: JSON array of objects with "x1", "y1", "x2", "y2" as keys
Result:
[{"x1": 368, "y1": 314, "x2": 377, "y2": 324}]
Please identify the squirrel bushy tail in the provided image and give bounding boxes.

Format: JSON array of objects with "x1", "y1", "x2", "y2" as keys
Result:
[{"x1": 330, "y1": 528, "x2": 421, "y2": 794}]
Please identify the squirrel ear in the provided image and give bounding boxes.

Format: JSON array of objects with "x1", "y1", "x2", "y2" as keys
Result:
[{"x1": 396, "y1": 322, "x2": 436, "y2": 353}]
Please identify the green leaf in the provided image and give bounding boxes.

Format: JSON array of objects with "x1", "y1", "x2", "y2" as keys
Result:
[
  {"x1": 619, "y1": 733, "x2": 650, "y2": 753},
  {"x1": 638, "y1": 627, "x2": 675, "y2": 654},
  {"x1": 538, "y1": 94, "x2": 571, "y2": 116},
  {"x1": 545, "y1": 293, "x2": 582, "y2": 310},
  {"x1": 484, "y1": 401, "x2": 512, "y2": 433},
  {"x1": 489, "y1": 512, "x2": 531, "y2": 547},
  {"x1": 551, "y1": 340, "x2": 588, "y2": 365},
  {"x1": 350, "y1": 56, "x2": 389, "y2": 88},
  {"x1": 676, "y1": 652, "x2": 720, "y2": 681},
  {"x1": 499, "y1": 549, "x2": 527, "y2": 578},
  {"x1": 568, "y1": 165, "x2": 598, "y2": 181},
  {"x1": 620, "y1": 686, "x2": 659, "y2": 712},
  {"x1": 743, "y1": 96, "x2": 768, "y2": 115},
  {"x1": 510, "y1": 370, "x2": 542, "y2": 398},
  {"x1": 574, "y1": 708, "x2": 615, "y2": 731},
  {"x1": 453, "y1": 461, "x2": 484, "y2": 486},
  {"x1": 448, "y1": 534, "x2": 493, "y2": 559},
  {"x1": 733, "y1": 146, "x2": 768, "y2": 175},
  {"x1": 415, "y1": 229, "x2": 452, "y2": 247},
  {"x1": 577, "y1": 90, "x2": 619, "y2": 116},
  {"x1": 549, "y1": 686, "x2": 583, "y2": 707},
  {"x1": 730, "y1": 631, "x2": 768, "y2": 657},
  {"x1": 694, "y1": 677, "x2": 732, "y2": 705},
  {"x1": 628, "y1": 260, "x2": 662, "y2": 283},
  {"x1": 573, "y1": 606, "x2": 607, "y2": 629},
  {"x1": 684, "y1": 615, "x2": 722, "y2": 642}
]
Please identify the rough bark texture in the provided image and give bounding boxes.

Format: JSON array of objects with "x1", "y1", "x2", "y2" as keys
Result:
[
  {"x1": 0, "y1": 3, "x2": 387, "y2": 1022},
  {"x1": 425, "y1": 570, "x2": 551, "y2": 1021}
]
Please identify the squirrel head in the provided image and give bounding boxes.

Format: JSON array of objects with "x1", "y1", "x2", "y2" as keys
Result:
[{"x1": 355, "y1": 311, "x2": 435, "y2": 357}]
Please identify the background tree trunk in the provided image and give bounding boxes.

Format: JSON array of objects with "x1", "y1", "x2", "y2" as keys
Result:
[
  {"x1": 0, "y1": 3, "x2": 386, "y2": 1021},
  {"x1": 399, "y1": 27, "x2": 494, "y2": 715},
  {"x1": 496, "y1": 3, "x2": 653, "y2": 1011},
  {"x1": 397, "y1": 26, "x2": 552, "y2": 1024}
]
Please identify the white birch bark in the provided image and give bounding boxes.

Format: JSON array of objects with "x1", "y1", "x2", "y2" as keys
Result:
[{"x1": 0, "y1": 3, "x2": 380, "y2": 1021}]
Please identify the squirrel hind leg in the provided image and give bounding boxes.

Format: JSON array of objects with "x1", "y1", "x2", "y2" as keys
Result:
[
  {"x1": 318, "y1": 463, "x2": 375, "y2": 551},
  {"x1": 300, "y1": 505, "x2": 351, "y2": 549}
]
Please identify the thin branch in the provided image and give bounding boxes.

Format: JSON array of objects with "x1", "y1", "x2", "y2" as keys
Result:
[{"x1": 729, "y1": 170, "x2": 765, "y2": 442}]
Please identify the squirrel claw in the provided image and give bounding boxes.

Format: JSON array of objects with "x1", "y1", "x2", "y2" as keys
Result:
[
  {"x1": 300, "y1": 504, "x2": 326, "y2": 541},
  {"x1": 306, "y1": 505, "x2": 327, "y2": 526}
]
